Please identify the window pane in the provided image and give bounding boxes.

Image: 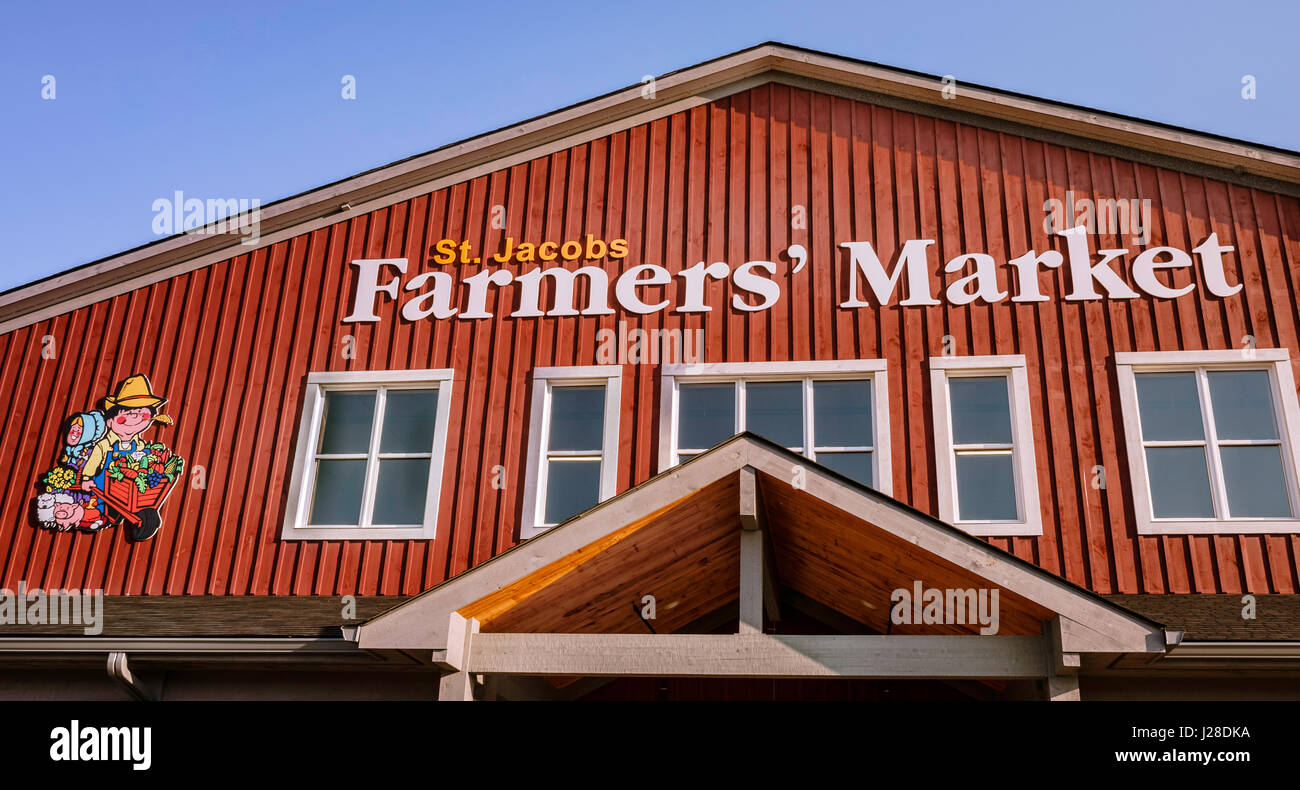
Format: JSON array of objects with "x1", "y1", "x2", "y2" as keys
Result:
[
  {"x1": 1208, "y1": 370, "x2": 1278, "y2": 441},
  {"x1": 814, "y1": 380, "x2": 872, "y2": 448},
  {"x1": 372, "y1": 459, "x2": 431, "y2": 525},
  {"x1": 1145, "y1": 447, "x2": 1215, "y2": 518},
  {"x1": 380, "y1": 389, "x2": 439, "y2": 453},
  {"x1": 817, "y1": 451, "x2": 873, "y2": 487},
  {"x1": 1135, "y1": 372, "x2": 1203, "y2": 442},
  {"x1": 677, "y1": 453, "x2": 696, "y2": 465},
  {"x1": 319, "y1": 392, "x2": 375, "y2": 454},
  {"x1": 544, "y1": 459, "x2": 601, "y2": 524},
  {"x1": 308, "y1": 459, "x2": 366, "y2": 525},
  {"x1": 955, "y1": 453, "x2": 1018, "y2": 521},
  {"x1": 746, "y1": 381, "x2": 803, "y2": 447},
  {"x1": 1221, "y1": 445, "x2": 1293, "y2": 518},
  {"x1": 548, "y1": 386, "x2": 605, "y2": 452},
  {"x1": 679, "y1": 383, "x2": 735, "y2": 450},
  {"x1": 949, "y1": 377, "x2": 1012, "y2": 446}
]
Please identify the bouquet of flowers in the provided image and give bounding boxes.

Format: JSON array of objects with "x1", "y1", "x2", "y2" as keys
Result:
[
  {"x1": 105, "y1": 443, "x2": 185, "y2": 494},
  {"x1": 42, "y1": 466, "x2": 78, "y2": 492}
]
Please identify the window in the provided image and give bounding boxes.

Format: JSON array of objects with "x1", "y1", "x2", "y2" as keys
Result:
[
  {"x1": 930, "y1": 355, "x2": 1041, "y2": 536},
  {"x1": 1116, "y1": 350, "x2": 1300, "y2": 534},
  {"x1": 659, "y1": 361, "x2": 891, "y2": 494},
  {"x1": 521, "y1": 366, "x2": 622, "y2": 539},
  {"x1": 282, "y1": 369, "x2": 454, "y2": 540}
]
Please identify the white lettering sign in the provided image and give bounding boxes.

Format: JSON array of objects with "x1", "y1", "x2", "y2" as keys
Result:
[{"x1": 342, "y1": 229, "x2": 1240, "y2": 323}]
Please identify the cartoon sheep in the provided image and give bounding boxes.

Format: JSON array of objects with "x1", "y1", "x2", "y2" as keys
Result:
[{"x1": 36, "y1": 491, "x2": 105, "y2": 532}]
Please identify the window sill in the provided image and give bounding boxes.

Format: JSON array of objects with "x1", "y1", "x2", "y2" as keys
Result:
[
  {"x1": 952, "y1": 521, "x2": 1043, "y2": 537},
  {"x1": 281, "y1": 525, "x2": 436, "y2": 541},
  {"x1": 1137, "y1": 520, "x2": 1300, "y2": 535}
]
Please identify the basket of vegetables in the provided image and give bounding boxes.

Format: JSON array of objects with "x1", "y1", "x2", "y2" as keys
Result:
[{"x1": 104, "y1": 443, "x2": 184, "y2": 512}]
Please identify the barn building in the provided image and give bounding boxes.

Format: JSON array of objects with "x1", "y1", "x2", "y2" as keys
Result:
[{"x1": 2, "y1": 43, "x2": 1299, "y2": 701}]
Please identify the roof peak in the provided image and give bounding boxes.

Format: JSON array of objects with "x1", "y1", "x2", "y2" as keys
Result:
[{"x1": 4, "y1": 43, "x2": 1299, "y2": 334}]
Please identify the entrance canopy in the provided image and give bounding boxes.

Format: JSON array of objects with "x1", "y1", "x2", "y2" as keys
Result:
[{"x1": 352, "y1": 434, "x2": 1169, "y2": 699}]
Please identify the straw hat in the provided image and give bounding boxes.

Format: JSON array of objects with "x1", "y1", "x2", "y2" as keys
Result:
[{"x1": 102, "y1": 374, "x2": 173, "y2": 425}]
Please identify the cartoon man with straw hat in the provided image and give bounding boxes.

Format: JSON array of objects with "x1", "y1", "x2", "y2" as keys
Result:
[{"x1": 80, "y1": 374, "x2": 174, "y2": 500}]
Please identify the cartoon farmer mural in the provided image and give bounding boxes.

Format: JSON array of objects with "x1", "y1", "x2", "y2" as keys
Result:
[{"x1": 33, "y1": 374, "x2": 185, "y2": 541}]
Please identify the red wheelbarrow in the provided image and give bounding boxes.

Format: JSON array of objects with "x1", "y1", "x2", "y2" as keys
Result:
[{"x1": 89, "y1": 469, "x2": 176, "y2": 541}]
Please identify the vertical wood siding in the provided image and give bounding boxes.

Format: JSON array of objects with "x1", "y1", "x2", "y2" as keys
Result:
[{"x1": 2, "y1": 84, "x2": 1298, "y2": 596}]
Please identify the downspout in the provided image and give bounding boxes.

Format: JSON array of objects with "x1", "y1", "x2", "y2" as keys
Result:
[{"x1": 107, "y1": 651, "x2": 162, "y2": 701}]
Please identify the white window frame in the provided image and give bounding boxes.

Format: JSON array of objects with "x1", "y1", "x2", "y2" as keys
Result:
[
  {"x1": 658, "y1": 360, "x2": 892, "y2": 497},
  {"x1": 520, "y1": 366, "x2": 622, "y2": 539},
  {"x1": 930, "y1": 355, "x2": 1042, "y2": 537},
  {"x1": 281, "y1": 369, "x2": 455, "y2": 541},
  {"x1": 1115, "y1": 349, "x2": 1300, "y2": 535}
]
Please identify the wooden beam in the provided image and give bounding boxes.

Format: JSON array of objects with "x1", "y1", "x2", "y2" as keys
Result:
[
  {"x1": 438, "y1": 668, "x2": 476, "y2": 701},
  {"x1": 1047, "y1": 617, "x2": 1082, "y2": 676},
  {"x1": 435, "y1": 613, "x2": 480, "y2": 701},
  {"x1": 739, "y1": 529, "x2": 763, "y2": 634},
  {"x1": 433, "y1": 612, "x2": 478, "y2": 671},
  {"x1": 739, "y1": 466, "x2": 761, "y2": 531},
  {"x1": 466, "y1": 633, "x2": 1047, "y2": 679},
  {"x1": 1044, "y1": 617, "x2": 1081, "y2": 701},
  {"x1": 758, "y1": 476, "x2": 781, "y2": 623},
  {"x1": 740, "y1": 466, "x2": 775, "y2": 631},
  {"x1": 1045, "y1": 673, "x2": 1081, "y2": 701}
]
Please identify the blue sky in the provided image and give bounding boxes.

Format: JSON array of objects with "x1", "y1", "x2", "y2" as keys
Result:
[{"x1": 1, "y1": 0, "x2": 1295, "y2": 293}]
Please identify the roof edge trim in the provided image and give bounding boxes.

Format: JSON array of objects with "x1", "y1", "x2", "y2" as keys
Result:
[{"x1": 5, "y1": 42, "x2": 1297, "y2": 332}]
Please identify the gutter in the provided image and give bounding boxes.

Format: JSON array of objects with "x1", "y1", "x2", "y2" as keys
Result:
[{"x1": 1163, "y1": 641, "x2": 1300, "y2": 660}]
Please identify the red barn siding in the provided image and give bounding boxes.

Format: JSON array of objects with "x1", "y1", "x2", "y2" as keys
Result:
[{"x1": 2, "y1": 84, "x2": 1299, "y2": 597}]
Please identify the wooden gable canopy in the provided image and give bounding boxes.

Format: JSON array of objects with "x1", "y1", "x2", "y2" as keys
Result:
[{"x1": 353, "y1": 434, "x2": 1169, "y2": 699}]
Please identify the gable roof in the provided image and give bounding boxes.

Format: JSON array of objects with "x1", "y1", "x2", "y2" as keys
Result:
[
  {"x1": 4, "y1": 42, "x2": 1299, "y2": 335},
  {"x1": 355, "y1": 433, "x2": 1168, "y2": 659}
]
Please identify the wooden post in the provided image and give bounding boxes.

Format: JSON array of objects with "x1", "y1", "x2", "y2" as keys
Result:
[
  {"x1": 1044, "y1": 617, "x2": 1081, "y2": 701},
  {"x1": 435, "y1": 612, "x2": 480, "y2": 701},
  {"x1": 739, "y1": 530, "x2": 763, "y2": 634},
  {"x1": 738, "y1": 467, "x2": 763, "y2": 634},
  {"x1": 738, "y1": 466, "x2": 761, "y2": 530}
]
